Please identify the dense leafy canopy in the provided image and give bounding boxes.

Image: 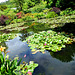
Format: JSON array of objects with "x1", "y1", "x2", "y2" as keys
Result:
[{"x1": 1, "y1": 0, "x2": 75, "y2": 10}]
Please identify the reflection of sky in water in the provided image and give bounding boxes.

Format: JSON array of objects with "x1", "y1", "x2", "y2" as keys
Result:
[{"x1": 5, "y1": 36, "x2": 75, "y2": 75}]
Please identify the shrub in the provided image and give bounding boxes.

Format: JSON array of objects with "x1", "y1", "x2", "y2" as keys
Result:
[
  {"x1": 23, "y1": 9, "x2": 31, "y2": 14},
  {"x1": 60, "y1": 8, "x2": 74, "y2": 16},
  {"x1": 6, "y1": 10, "x2": 16, "y2": 20},
  {"x1": 0, "y1": 15, "x2": 8, "y2": 26},
  {"x1": 22, "y1": 16, "x2": 33, "y2": 21},
  {"x1": 51, "y1": 7, "x2": 61, "y2": 15},
  {"x1": 11, "y1": 19, "x2": 23, "y2": 24},
  {"x1": 43, "y1": 8, "x2": 52, "y2": 14},
  {"x1": 34, "y1": 12, "x2": 45, "y2": 19},
  {"x1": 5, "y1": 20, "x2": 10, "y2": 25},
  {"x1": 72, "y1": 10, "x2": 75, "y2": 15},
  {"x1": 0, "y1": 5, "x2": 7, "y2": 11},
  {"x1": 3, "y1": 8, "x2": 11, "y2": 14},
  {"x1": 16, "y1": 11, "x2": 24, "y2": 19},
  {"x1": 30, "y1": 1, "x2": 47, "y2": 13},
  {"x1": 0, "y1": 10, "x2": 5, "y2": 16},
  {"x1": 46, "y1": 12, "x2": 58, "y2": 18}
]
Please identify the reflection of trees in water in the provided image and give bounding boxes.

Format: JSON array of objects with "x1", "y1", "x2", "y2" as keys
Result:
[
  {"x1": 33, "y1": 65, "x2": 45, "y2": 75},
  {"x1": 53, "y1": 22, "x2": 75, "y2": 35},
  {"x1": 20, "y1": 23, "x2": 51, "y2": 41},
  {"x1": 50, "y1": 43, "x2": 75, "y2": 62},
  {"x1": 20, "y1": 31, "x2": 34, "y2": 41}
]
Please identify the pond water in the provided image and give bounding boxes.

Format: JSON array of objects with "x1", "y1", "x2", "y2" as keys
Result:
[{"x1": 1, "y1": 22, "x2": 75, "y2": 75}]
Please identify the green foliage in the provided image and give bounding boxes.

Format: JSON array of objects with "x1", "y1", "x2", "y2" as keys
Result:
[
  {"x1": 6, "y1": 10, "x2": 16, "y2": 20},
  {"x1": 34, "y1": 12, "x2": 45, "y2": 19},
  {"x1": 55, "y1": 0, "x2": 75, "y2": 9},
  {"x1": 46, "y1": 0, "x2": 54, "y2": 8},
  {"x1": 0, "y1": 51, "x2": 38, "y2": 75},
  {"x1": 23, "y1": 9, "x2": 31, "y2": 14},
  {"x1": 22, "y1": 16, "x2": 33, "y2": 21},
  {"x1": 0, "y1": 5, "x2": 7, "y2": 11},
  {"x1": 0, "y1": 33, "x2": 19, "y2": 43},
  {"x1": 46, "y1": 11, "x2": 58, "y2": 18},
  {"x1": 30, "y1": 1, "x2": 47, "y2": 13},
  {"x1": 60, "y1": 8, "x2": 75, "y2": 16},
  {"x1": 3, "y1": 8, "x2": 11, "y2": 14},
  {"x1": 72, "y1": 10, "x2": 75, "y2": 15},
  {"x1": 0, "y1": 10, "x2": 4, "y2": 16},
  {"x1": 24, "y1": 30, "x2": 73, "y2": 53},
  {"x1": 0, "y1": 51, "x2": 21, "y2": 75},
  {"x1": 11, "y1": 19, "x2": 23, "y2": 24},
  {"x1": 43, "y1": 8, "x2": 52, "y2": 14},
  {"x1": 11, "y1": 0, "x2": 25, "y2": 11},
  {"x1": 45, "y1": 0, "x2": 75, "y2": 10},
  {"x1": 5, "y1": 20, "x2": 10, "y2": 25}
]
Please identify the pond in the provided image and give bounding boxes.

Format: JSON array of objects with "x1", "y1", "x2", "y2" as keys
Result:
[{"x1": 0, "y1": 22, "x2": 75, "y2": 75}]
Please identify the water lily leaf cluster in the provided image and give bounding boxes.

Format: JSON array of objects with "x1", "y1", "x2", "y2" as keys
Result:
[
  {"x1": 25, "y1": 30, "x2": 73, "y2": 53},
  {"x1": 0, "y1": 33, "x2": 19, "y2": 43}
]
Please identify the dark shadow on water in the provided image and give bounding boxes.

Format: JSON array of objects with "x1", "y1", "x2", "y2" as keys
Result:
[
  {"x1": 53, "y1": 22, "x2": 75, "y2": 35},
  {"x1": 33, "y1": 65, "x2": 46, "y2": 75},
  {"x1": 49, "y1": 42, "x2": 75, "y2": 62}
]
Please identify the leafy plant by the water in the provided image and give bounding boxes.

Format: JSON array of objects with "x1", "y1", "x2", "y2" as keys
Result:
[
  {"x1": 0, "y1": 33, "x2": 19, "y2": 43},
  {"x1": 24, "y1": 30, "x2": 73, "y2": 53},
  {"x1": 0, "y1": 47, "x2": 38, "y2": 75}
]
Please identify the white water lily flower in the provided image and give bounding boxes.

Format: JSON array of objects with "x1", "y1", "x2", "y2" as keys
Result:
[
  {"x1": 50, "y1": 41, "x2": 52, "y2": 44},
  {"x1": 59, "y1": 40, "x2": 61, "y2": 42},
  {"x1": 48, "y1": 44, "x2": 49, "y2": 45}
]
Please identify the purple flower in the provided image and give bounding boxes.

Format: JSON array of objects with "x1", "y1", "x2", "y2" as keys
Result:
[
  {"x1": 48, "y1": 32, "x2": 50, "y2": 33},
  {"x1": 58, "y1": 32, "x2": 60, "y2": 34},
  {"x1": 44, "y1": 42, "x2": 47, "y2": 45},
  {"x1": 28, "y1": 39, "x2": 30, "y2": 41}
]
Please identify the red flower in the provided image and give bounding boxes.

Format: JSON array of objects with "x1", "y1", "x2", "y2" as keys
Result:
[
  {"x1": 16, "y1": 12, "x2": 21, "y2": 16},
  {"x1": 18, "y1": 15, "x2": 21, "y2": 18}
]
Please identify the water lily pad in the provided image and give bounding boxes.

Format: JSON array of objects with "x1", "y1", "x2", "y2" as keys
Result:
[{"x1": 24, "y1": 30, "x2": 73, "y2": 53}]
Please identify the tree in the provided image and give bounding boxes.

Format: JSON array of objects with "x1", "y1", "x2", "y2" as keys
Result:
[
  {"x1": 10, "y1": 0, "x2": 25, "y2": 11},
  {"x1": 44, "y1": 0, "x2": 75, "y2": 10}
]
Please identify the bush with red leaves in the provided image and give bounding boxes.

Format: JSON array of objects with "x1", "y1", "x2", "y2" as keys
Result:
[
  {"x1": 0, "y1": 15, "x2": 8, "y2": 26},
  {"x1": 51, "y1": 7, "x2": 61, "y2": 15},
  {"x1": 16, "y1": 12, "x2": 22, "y2": 19}
]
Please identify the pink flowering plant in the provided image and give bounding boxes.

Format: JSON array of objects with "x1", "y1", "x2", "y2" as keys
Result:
[{"x1": 24, "y1": 30, "x2": 73, "y2": 53}]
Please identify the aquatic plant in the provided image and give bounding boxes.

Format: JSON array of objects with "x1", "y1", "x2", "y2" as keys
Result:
[
  {"x1": 0, "y1": 33, "x2": 19, "y2": 43},
  {"x1": 24, "y1": 30, "x2": 73, "y2": 53},
  {"x1": 0, "y1": 47, "x2": 38, "y2": 75}
]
